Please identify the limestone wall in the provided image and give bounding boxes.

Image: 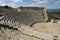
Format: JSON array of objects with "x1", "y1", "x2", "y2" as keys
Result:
[{"x1": 17, "y1": 7, "x2": 48, "y2": 22}]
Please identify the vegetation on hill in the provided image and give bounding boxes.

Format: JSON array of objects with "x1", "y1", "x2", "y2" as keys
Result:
[{"x1": 47, "y1": 10, "x2": 60, "y2": 20}]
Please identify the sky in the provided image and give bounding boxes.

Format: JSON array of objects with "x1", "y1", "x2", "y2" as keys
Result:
[{"x1": 0, "y1": 0, "x2": 60, "y2": 9}]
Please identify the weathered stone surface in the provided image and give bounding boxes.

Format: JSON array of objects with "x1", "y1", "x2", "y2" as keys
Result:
[
  {"x1": 17, "y1": 7, "x2": 48, "y2": 22},
  {"x1": 0, "y1": 26, "x2": 42, "y2": 40},
  {"x1": 1, "y1": 22, "x2": 60, "y2": 40},
  {"x1": 2, "y1": 11, "x2": 48, "y2": 27},
  {"x1": 32, "y1": 22, "x2": 60, "y2": 40}
]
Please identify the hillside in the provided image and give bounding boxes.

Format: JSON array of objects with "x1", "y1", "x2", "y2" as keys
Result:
[{"x1": 47, "y1": 9, "x2": 60, "y2": 20}]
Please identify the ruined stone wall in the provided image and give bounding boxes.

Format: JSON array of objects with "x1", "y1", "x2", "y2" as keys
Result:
[{"x1": 17, "y1": 7, "x2": 48, "y2": 22}]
